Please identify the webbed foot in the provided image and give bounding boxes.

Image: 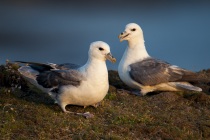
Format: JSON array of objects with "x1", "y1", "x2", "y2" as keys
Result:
[{"x1": 76, "y1": 112, "x2": 94, "y2": 119}]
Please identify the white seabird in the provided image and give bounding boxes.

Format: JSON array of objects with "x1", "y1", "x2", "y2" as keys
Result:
[
  {"x1": 17, "y1": 41, "x2": 116, "y2": 118},
  {"x1": 118, "y1": 23, "x2": 203, "y2": 96}
]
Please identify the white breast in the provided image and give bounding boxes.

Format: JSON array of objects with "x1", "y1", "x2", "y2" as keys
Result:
[
  {"x1": 59, "y1": 61, "x2": 109, "y2": 106},
  {"x1": 118, "y1": 47, "x2": 143, "y2": 89}
]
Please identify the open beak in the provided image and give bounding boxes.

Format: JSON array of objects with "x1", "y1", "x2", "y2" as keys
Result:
[
  {"x1": 118, "y1": 32, "x2": 130, "y2": 42},
  {"x1": 106, "y1": 53, "x2": 116, "y2": 63}
]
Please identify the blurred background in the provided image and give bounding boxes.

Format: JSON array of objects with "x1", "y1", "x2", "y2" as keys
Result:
[{"x1": 0, "y1": 0, "x2": 210, "y2": 71}]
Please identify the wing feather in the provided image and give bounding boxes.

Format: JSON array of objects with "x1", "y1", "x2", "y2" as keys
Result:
[
  {"x1": 129, "y1": 58, "x2": 199, "y2": 86},
  {"x1": 16, "y1": 61, "x2": 85, "y2": 88},
  {"x1": 36, "y1": 69, "x2": 86, "y2": 88}
]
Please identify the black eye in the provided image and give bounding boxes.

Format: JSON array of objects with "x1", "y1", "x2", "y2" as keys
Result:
[
  {"x1": 131, "y1": 28, "x2": 136, "y2": 31},
  {"x1": 99, "y1": 47, "x2": 104, "y2": 51}
]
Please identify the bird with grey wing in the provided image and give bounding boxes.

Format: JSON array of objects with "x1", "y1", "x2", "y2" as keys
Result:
[
  {"x1": 16, "y1": 41, "x2": 116, "y2": 118},
  {"x1": 118, "y1": 23, "x2": 205, "y2": 96}
]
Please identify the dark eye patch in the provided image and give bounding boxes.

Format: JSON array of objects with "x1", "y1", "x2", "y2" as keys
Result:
[
  {"x1": 99, "y1": 47, "x2": 104, "y2": 51},
  {"x1": 131, "y1": 28, "x2": 136, "y2": 31}
]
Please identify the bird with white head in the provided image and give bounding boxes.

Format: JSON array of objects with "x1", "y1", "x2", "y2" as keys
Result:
[
  {"x1": 118, "y1": 23, "x2": 203, "y2": 96},
  {"x1": 17, "y1": 41, "x2": 116, "y2": 118}
]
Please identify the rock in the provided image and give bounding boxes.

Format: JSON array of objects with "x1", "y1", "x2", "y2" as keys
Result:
[
  {"x1": 108, "y1": 70, "x2": 132, "y2": 90},
  {"x1": 0, "y1": 63, "x2": 28, "y2": 92}
]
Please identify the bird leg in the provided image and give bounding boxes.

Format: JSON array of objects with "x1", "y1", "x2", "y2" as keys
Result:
[
  {"x1": 131, "y1": 90, "x2": 142, "y2": 96},
  {"x1": 117, "y1": 89, "x2": 141, "y2": 96},
  {"x1": 63, "y1": 110, "x2": 94, "y2": 119},
  {"x1": 60, "y1": 104, "x2": 94, "y2": 119}
]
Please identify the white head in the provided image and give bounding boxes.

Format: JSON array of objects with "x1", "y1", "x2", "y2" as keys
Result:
[
  {"x1": 118, "y1": 23, "x2": 144, "y2": 42},
  {"x1": 89, "y1": 41, "x2": 116, "y2": 63}
]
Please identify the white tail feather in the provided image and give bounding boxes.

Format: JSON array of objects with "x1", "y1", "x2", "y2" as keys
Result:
[{"x1": 174, "y1": 82, "x2": 202, "y2": 92}]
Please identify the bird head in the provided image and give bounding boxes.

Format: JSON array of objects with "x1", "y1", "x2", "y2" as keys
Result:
[
  {"x1": 118, "y1": 23, "x2": 143, "y2": 42},
  {"x1": 89, "y1": 41, "x2": 116, "y2": 63}
]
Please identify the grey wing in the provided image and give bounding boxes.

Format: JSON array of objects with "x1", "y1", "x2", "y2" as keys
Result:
[
  {"x1": 129, "y1": 58, "x2": 197, "y2": 86},
  {"x1": 36, "y1": 69, "x2": 86, "y2": 88},
  {"x1": 55, "y1": 63, "x2": 80, "y2": 70},
  {"x1": 16, "y1": 61, "x2": 54, "y2": 72},
  {"x1": 16, "y1": 61, "x2": 80, "y2": 71}
]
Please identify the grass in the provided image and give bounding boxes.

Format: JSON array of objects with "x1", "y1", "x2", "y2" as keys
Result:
[{"x1": 1, "y1": 63, "x2": 210, "y2": 139}]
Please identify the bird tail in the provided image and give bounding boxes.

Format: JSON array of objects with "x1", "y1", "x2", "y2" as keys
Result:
[
  {"x1": 173, "y1": 82, "x2": 202, "y2": 92},
  {"x1": 18, "y1": 66, "x2": 50, "y2": 93},
  {"x1": 18, "y1": 66, "x2": 39, "y2": 81}
]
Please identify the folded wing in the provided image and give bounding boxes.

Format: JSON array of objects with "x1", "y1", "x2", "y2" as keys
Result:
[
  {"x1": 36, "y1": 69, "x2": 86, "y2": 88},
  {"x1": 16, "y1": 61, "x2": 85, "y2": 88},
  {"x1": 129, "y1": 58, "x2": 201, "y2": 86}
]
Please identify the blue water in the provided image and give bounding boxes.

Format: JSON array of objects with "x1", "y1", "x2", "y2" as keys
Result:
[{"x1": 1, "y1": 1, "x2": 210, "y2": 71}]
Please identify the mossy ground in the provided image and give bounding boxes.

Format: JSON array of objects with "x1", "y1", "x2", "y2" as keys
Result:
[{"x1": 1, "y1": 63, "x2": 210, "y2": 139}]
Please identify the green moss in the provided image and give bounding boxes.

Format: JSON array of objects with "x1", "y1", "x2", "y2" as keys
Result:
[
  {"x1": 105, "y1": 92, "x2": 117, "y2": 100},
  {"x1": 1, "y1": 64, "x2": 210, "y2": 139}
]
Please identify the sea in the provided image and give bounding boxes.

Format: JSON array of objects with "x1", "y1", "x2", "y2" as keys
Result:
[{"x1": 1, "y1": 1, "x2": 210, "y2": 71}]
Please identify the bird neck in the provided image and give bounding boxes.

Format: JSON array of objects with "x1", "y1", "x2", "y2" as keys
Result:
[
  {"x1": 126, "y1": 37, "x2": 150, "y2": 62},
  {"x1": 128, "y1": 37, "x2": 144, "y2": 48}
]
